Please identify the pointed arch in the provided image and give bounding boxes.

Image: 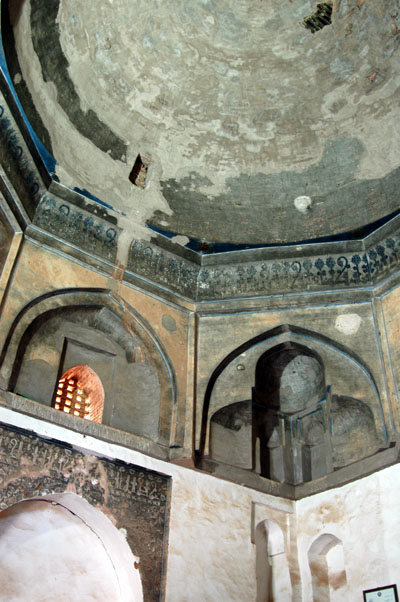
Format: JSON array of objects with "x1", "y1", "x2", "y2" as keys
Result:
[
  {"x1": 0, "y1": 492, "x2": 143, "y2": 602},
  {"x1": 199, "y1": 323, "x2": 385, "y2": 457},
  {"x1": 0, "y1": 288, "x2": 179, "y2": 447},
  {"x1": 255, "y1": 519, "x2": 292, "y2": 602}
]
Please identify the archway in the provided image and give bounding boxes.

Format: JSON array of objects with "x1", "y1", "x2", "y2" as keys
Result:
[
  {"x1": 0, "y1": 493, "x2": 143, "y2": 602},
  {"x1": 308, "y1": 533, "x2": 347, "y2": 602},
  {"x1": 255, "y1": 519, "x2": 292, "y2": 602}
]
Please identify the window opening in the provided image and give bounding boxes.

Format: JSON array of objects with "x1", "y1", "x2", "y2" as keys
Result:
[
  {"x1": 53, "y1": 365, "x2": 104, "y2": 423},
  {"x1": 303, "y1": 3, "x2": 333, "y2": 33},
  {"x1": 129, "y1": 154, "x2": 152, "y2": 188}
]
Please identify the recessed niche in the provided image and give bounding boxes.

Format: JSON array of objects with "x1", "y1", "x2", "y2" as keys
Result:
[
  {"x1": 303, "y1": 2, "x2": 333, "y2": 33},
  {"x1": 129, "y1": 154, "x2": 152, "y2": 189}
]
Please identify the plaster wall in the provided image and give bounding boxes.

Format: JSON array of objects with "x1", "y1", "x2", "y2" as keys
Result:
[
  {"x1": 296, "y1": 462, "x2": 400, "y2": 601},
  {"x1": 0, "y1": 500, "x2": 123, "y2": 601},
  {"x1": 0, "y1": 403, "x2": 399, "y2": 602}
]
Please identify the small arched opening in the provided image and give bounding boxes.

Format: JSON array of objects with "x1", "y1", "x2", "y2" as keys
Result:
[
  {"x1": 308, "y1": 533, "x2": 347, "y2": 602},
  {"x1": 52, "y1": 364, "x2": 104, "y2": 423},
  {"x1": 255, "y1": 519, "x2": 292, "y2": 602}
]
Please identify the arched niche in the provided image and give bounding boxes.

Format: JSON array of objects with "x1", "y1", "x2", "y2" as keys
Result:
[
  {"x1": 254, "y1": 342, "x2": 326, "y2": 414},
  {"x1": 201, "y1": 325, "x2": 387, "y2": 489},
  {"x1": 255, "y1": 519, "x2": 292, "y2": 602},
  {"x1": 253, "y1": 342, "x2": 332, "y2": 484},
  {"x1": 200, "y1": 324, "x2": 386, "y2": 458},
  {"x1": 0, "y1": 493, "x2": 143, "y2": 602},
  {"x1": 308, "y1": 534, "x2": 347, "y2": 602},
  {"x1": 0, "y1": 289, "x2": 177, "y2": 446}
]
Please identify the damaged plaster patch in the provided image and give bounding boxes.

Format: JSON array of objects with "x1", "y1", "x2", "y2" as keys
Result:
[
  {"x1": 294, "y1": 195, "x2": 312, "y2": 213},
  {"x1": 335, "y1": 314, "x2": 362, "y2": 335},
  {"x1": 171, "y1": 235, "x2": 190, "y2": 246},
  {"x1": 30, "y1": 0, "x2": 127, "y2": 161},
  {"x1": 152, "y1": 136, "x2": 400, "y2": 244},
  {"x1": 162, "y1": 315, "x2": 177, "y2": 333}
]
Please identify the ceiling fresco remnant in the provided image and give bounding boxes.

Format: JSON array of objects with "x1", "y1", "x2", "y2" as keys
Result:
[{"x1": 4, "y1": 0, "x2": 400, "y2": 245}]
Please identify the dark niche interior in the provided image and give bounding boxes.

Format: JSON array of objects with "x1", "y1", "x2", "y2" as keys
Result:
[
  {"x1": 205, "y1": 336, "x2": 386, "y2": 491},
  {"x1": 10, "y1": 305, "x2": 162, "y2": 441}
]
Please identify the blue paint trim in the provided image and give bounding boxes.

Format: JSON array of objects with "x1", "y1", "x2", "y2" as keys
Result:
[
  {"x1": 147, "y1": 209, "x2": 400, "y2": 255},
  {"x1": 0, "y1": 28, "x2": 124, "y2": 218},
  {"x1": 0, "y1": 37, "x2": 56, "y2": 173},
  {"x1": 72, "y1": 187, "x2": 125, "y2": 216}
]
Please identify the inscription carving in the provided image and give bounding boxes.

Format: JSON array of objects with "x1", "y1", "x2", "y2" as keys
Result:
[
  {"x1": 34, "y1": 196, "x2": 119, "y2": 261},
  {"x1": 0, "y1": 424, "x2": 170, "y2": 602},
  {"x1": 128, "y1": 229, "x2": 400, "y2": 300}
]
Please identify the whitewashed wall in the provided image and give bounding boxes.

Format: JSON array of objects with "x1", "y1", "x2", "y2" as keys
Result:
[
  {"x1": 296, "y1": 463, "x2": 400, "y2": 601},
  {"x1": 0, "y1": 406, "x2": 398, "y2": 602}
]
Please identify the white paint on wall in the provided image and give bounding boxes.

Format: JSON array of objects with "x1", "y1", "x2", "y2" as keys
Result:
[
  {"x1": 170, "y1": 235, "x2": 190, "y2": 246},
  {"x1": 0, "y1": 405, "x2": 399, "y2": 602},
  {"x1": 335, "y1": 313, "x2": 362, "y2": 335},
  {"x1": 0, "y1": 501, "x2": 122, "y2": 601},
  {"x1": 294, "y1": 196, "x2": 312, "y2": 213}
]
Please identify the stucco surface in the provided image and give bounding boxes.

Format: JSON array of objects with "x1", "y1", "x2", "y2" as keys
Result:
[
  {"x1": 8, "y1": 0, "x2": 400, "y2": 244},
  {"x1": 0, "y1": 501, "x2": 122, "y2": 601},
  {"x1": 296, "y1": 462, "x2": 400, "y2": 600},
  {"x1": 1, "y1": 405, "x2": 400, "y2": 602}
]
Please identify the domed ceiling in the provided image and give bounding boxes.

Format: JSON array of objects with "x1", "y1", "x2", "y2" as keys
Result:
[{"x1": 4, "y1": 0, "x2": 400, "y2": 246}]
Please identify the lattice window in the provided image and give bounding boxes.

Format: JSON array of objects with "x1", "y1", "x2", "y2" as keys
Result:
[
  {"x1": 303, "y1": 2, "x2": 333, "y2": 33},
  {"x1": 53, "y1": 365, "x2": 104, "y2": 423}
]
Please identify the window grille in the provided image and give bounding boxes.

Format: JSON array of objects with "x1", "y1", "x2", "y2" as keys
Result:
[{"x1": 53, "y1": 365, "x2": 104, "y2": 423}]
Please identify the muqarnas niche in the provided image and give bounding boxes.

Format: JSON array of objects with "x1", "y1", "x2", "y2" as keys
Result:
[
  {"x1": 7, "y1": 300, "x2": 173, "y2": 444},
  {"x1": 206, "y1": 330, "x2": 387, "y2": 487}
]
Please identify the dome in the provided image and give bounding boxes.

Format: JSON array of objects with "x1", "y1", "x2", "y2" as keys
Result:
[{"x1": 6, "y1": 0, "x2": 400, "y2": 247}]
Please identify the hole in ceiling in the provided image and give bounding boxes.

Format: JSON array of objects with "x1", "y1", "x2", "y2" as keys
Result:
[
  {"x1": 129, "y1": 154, "x2": 152, "y2": 189},
  {"x1": 303, "y1": 2, "x2": 333, "y2": 33}
]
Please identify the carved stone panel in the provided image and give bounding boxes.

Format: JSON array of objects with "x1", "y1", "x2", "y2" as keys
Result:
[{"x1": 0, "y1": 422, "x2": 170, "y2": 602}]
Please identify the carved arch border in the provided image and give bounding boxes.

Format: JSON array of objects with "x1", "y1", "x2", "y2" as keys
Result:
[
  {"x1": 0, "y1": 422, "x2": 170, "y2": 602},
  {"x1": 0, "y1": 493, "x2": 144, "y2": 602},
  {"x1": 0, "y1": 288, "x2": 179, "y2": 447},
  {"x1": 198, "y1": 323, "x2": 387, "y2": 457}
]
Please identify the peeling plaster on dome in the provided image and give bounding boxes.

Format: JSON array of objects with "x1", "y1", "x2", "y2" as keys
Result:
[{"x1": 8, "y1": 0, "x2": 400, "y2": 244}]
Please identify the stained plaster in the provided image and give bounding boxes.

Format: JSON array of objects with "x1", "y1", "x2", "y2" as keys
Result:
[{"x1": 6, "y1": 0, "x2": 400, "y2": 244}]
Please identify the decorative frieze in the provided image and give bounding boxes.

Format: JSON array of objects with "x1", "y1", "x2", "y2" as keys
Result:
[
  {"x1": 128, "y1": 227, "x2": 400, "y2": 300},
  {"x1": 0, "y1": 423, "x2": 170, "y2": 602}
]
